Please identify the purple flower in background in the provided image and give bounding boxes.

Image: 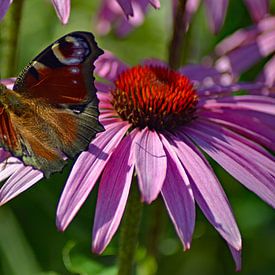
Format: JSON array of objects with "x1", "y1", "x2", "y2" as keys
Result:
[
  {"x1": 214, "y1": 14, "x2": 275, "y2": 95},
  {"x1": 0, "y1": 0, "x2": 12, "y2": 21},
  {"x1": 0, "y1": 0, "x2": 70, "y2": 24},
  {"x1": 55, "y1": 52, "x2": 275, "y2": 270},
  {"x1": 95, "y1": 0, "x2": 269, "y2": 37},
  {"x1": 51, "y1": 0, "x2": 70, "y2": 24},
  {"x1": 96, "y1": 0, "x2": 160, "y2": 37}
]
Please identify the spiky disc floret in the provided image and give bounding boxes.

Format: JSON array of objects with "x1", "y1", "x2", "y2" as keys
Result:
[{"x1": 112, "y1": 65, "x2": 198, "y2": 130}]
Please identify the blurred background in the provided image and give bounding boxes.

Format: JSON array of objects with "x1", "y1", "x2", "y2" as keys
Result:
[{"x1": 0, "y1": 0, "x2": 275, "y2": 274}]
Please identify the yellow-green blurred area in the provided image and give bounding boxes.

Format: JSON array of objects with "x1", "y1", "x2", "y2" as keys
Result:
[{"x1": 0, "y1": 0, "x2": 275, "y2": 274}]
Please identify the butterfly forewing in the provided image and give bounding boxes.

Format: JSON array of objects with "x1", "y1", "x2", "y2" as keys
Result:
[{"x1": 14, "y1": 32, "x2": 103, "y2": 106}]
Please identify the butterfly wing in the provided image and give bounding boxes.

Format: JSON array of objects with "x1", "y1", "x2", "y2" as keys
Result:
[
  {"x1": 7, "y1": 32, "x2": 104, "y2": 177},
  {"x1": 14, "y1": 31, "x2": 103, "y2": 106},
  {"x1": 0, "y1": 105, "x2": 21, "y2": 155}
]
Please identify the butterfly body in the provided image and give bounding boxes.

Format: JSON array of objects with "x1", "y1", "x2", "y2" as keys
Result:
[{"x1": 0, "y1": 32, "x2": 104, "y2": 177}]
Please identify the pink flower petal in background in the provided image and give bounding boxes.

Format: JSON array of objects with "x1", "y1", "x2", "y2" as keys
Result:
[
  {"x1": 244, "y1": 0, "x2": 269, "y2": 22},
  {"x1": 215, "y1": 16, "x2": 275, "y2": 77},
  {"x1": 92, "y1": 131, "x2": 137, "y2": 253},
  {"x1": 95, "y1": 51, "x2": 129, "y2": 81},
  {"x1": 51, "y1": 0, "x2": 70, "y2": 24},
  {"x1": 204, "y1": 0, "x2": 228, "y2": 34},
  {"x1": 134, "y1": 128, "x2": 167, "y2": 203},
  {"x1": 257, "y1": 55, "x2": 275, "y2": 89},
  {"x1": 117, "y1": 0, "x2": 134, "y2": 17},
  {"x1": 0, "y1": 77, "x2": 16, "y2": 89},
  {"x1": 96, "y1": 0, "x2": 160, "y2": 37},
  {"x1": 0, "y1": 0, "x2": 12, "y2": 21}
]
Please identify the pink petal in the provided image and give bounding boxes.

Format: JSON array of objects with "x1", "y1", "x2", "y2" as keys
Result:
[
  {"x1": 204, "y1": 0, "x2": 228, "y2": 34},
  {"x1": 216, "y1": 30, "x2": 275, "y2": 76},
  {"x1": 95, "y1": 51, "x2": 129, "y2": 82},
  {"x1": 134, "y1": 128, "x2": 167, "y2": 203},
  {"x1": 229, "y1": 244, "x2": 242, "y2": 271},
  {"x1": 185, "y1": 120, "x2": 275, "y2": 208},
  {"x1": 179, "y1": 64, "x2": 230, "y2": 87},
  {"x1": 116, "y1": 0, "x2": 133, "y2": 17},
  {"x1": 160, "y1": 134, "x2": 195, "y2": 250},
  {"x1": 0, "y1": 77, "x2": 16, "y2": 89},
  {"x1": 149, "y1": 0, "x2": 160, "y2": 9},
  {"x1": 0, "y1": 0, "x2": 12, "y2": 21},
  {"x1": 0, "y1": 157, "x2": 22, "y2": 183},
  {"x1": 56, "y1": 121, "x2": 130, "y2": 231},
  {"x1": 201, "y1": 108, "x2": 275, "y2": 151},
  {"x1": 0, "y1": 166, "x2": 43, "y2": 205},
  {"x1": 142, "y1": 59, "x2": 168, "y2": 67},
  {"x1": 244, "y1": 0, "x2": 269, "y2": 22},
  {"x1": 51, "y1": 0, "x2": 70, "y2": 24},
  {"x1": 201, "y1": 95, "x2": 275, "y2": 115},
  {"x1": 92, "y1": 130, "x2": 137, "y2": 253},
  {"x1": 197, "y1": 82, "x2": 267, "y2": 98},
  {"x1": 169, "y1": 132, "x2": 242, "y2": 250},
  {"x1": 257, "y1": 55, "x2": 275, "y2": 87}
]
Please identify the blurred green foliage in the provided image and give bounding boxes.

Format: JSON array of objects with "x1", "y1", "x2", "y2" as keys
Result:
[{"x1": 0, "y1": 0, "x2": 275, "y2": 274}]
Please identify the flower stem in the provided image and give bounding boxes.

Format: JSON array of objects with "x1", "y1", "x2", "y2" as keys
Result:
[
  {"x1": 168, "y1": 0, "x2": 188, "y2": 69},
  {"x1": 118, "y1": 182, "x2": 143, "y2": 275},
  {"x1": 146, "y1": 198, "x2": 167, "y2": 257},
  {"x1": 0, "y1": 0, "x2": 25, "y2": 77}
]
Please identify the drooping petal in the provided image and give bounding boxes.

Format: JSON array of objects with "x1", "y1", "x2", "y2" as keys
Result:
[
  {"x1": 0, "y1": 0, "x2": 12, "y2": 21},
  {"x1": 56, "y1": 121, "x2": 130, "y2": 231},
  {"x1": 149, "y1": 0, "x2": 160, "y2": 9},
  {"x1": 95, "y1": 51, "x2": 129, "y2": 82},
  {"x1": 51, "y1": 0, "x2": 70, "y2": 24},
  {"x1": 96, "y1": 0, "x2": 156, "y2": 37},
  {"x1": 169, "y1": 132, "x2": 242, "y2": 251},
  {"x1": 244, "y1": 0, "x2": 269, "y2": 22},
  {"x1": 0, "y1": 166, "x2": 43, "y2": 205},
  {"x1": 134, "y1": 128, "x2": 167, "y2": 203},
  {"x1": 201, "y1": 95, "x2": 275, "y2": 115},
  {"x1": 92, "y1": 130, "x2": 137, "y2": 254},
  {"x1": 201, "y1": 108, "x2": 275, "y2": 151},
  {"x1": 116, "y1": 0, "x2": 134, "y2": 17},
  {"x1": 229, "y1": 244, "x2": 242, "y2": 272},
  {"x1": 160, "y1": 134, "x2": 195, "y2": 250},
  {"x1": 204, "y1": 0, "x2": 228, "y2": 34},
  {"x1": 185, "y1": 120, "x2": 275, "y2": 208}
]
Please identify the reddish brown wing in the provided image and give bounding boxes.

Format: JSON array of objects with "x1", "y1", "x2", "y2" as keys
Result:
[
  {"x1": 13, "y1": 32, "x2": 103, "y2": 107},
  {"x1": 0, "y1": 106, "x2": 21, "y2": 153}
]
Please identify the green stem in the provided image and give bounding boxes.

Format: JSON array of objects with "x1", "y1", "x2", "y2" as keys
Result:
[
  {"x1": 118, "y1": 182, "x2": 143, "y2": 275},
  {"x1": 146, "y1": 199, "x2": 167, "y2": 258},
  {"x1": 0, "y1": 0, "x2": 25, "y2": 77},
  {"x1": 168, "y1": 0, "x2": 188, "y2": 69}
]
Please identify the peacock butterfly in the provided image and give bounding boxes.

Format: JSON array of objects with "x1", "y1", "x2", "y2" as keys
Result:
[{"x1": 0, "y1": 31, "x2": 104, "y2": 177}]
